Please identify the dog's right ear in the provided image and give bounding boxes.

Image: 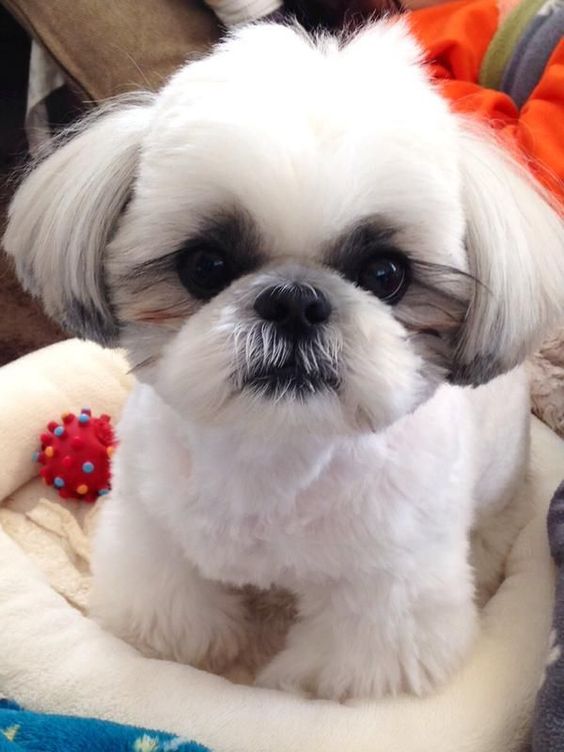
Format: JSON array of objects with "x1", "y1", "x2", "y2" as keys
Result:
[
  {"x1": 449, "y1": 123, "x2": 564, "y2": 386},
  {"x1": 3, "y1": 98, "x2": 154, "y2": 346}
]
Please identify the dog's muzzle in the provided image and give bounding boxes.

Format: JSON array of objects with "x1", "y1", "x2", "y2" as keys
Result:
[{"x1": 242, "y1": 283, "x2": 340, "y2": 398}]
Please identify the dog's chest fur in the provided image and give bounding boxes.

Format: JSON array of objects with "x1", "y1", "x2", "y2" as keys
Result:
[{"x1": 114, "y1": 383, "x2": 475, "y2": 590}]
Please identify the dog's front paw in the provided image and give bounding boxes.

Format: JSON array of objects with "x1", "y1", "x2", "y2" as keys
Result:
[
  {"x1": 91, "y1": 573, "x2": 249, "y2": 674},
  {"x1": 256, "y1": 637, "x2": 405, "y2": 701},
  {"x1": 255, "y1": 616, "x2": 386, "y2": 700},
  {"x1": 193, "y1": 591, "x2": 250, "y2": 674},
  {"x1": 256, "y1": 598, "x2": 478, "y2": 701}
]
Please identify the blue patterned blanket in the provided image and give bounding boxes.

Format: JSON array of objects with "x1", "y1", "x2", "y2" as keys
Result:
[{"x1": 0, "y1": 701, "x2": 210, "y2": 752}]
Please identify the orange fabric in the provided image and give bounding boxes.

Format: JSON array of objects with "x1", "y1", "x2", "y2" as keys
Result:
[{"x1": 409, "y1": 0, "x2": 564, "y2": 201}]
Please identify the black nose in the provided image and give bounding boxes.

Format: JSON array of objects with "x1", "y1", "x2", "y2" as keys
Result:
[{"x1": 254, "y1": 284, "x2": 331, "y2": 335}]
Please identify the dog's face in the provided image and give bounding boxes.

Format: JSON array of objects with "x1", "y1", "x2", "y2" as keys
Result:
[
  {"x1": 105, "y1": 22, "x2": 470, "y2": 433},
  {"x1": 5, "y1": 23, "x2": 564, "y2": 435}
]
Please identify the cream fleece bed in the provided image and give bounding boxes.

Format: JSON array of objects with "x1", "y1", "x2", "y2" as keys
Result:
[{"x1": 0, "y1": 338, "x2": 562, "y2": 752}]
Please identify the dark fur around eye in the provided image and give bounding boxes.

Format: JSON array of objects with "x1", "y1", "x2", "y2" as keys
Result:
[
  {"x1": 328, "y1": 224, "x2": 411, "y2": 304},
  {"x1": 326, "y1": 219, "x2": 484, "y2": 377},
  {"x1": 128, "y1": 211, "x2": 262, "y2": 300},
  {"x1": 328, "y1": 220, "x2": 481, "y2": 323}
]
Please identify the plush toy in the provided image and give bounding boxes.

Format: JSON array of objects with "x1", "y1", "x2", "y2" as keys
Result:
[{"x1": 33, "y1": 409, "x2": 117, "y2": 502}]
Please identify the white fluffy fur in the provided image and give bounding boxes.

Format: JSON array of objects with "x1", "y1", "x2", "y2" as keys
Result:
[{"x1": 4, "y1": 22, "x2": 564, "y2": 701}]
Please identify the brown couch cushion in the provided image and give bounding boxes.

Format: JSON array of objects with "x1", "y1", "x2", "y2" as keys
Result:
[{"x1": 2, "y1": 0, "x2": 220, "y2": 102}]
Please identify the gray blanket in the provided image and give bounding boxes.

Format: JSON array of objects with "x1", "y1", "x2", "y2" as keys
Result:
[{"x1": 532, "y1": 481, "x2": 564, "y2": 751}]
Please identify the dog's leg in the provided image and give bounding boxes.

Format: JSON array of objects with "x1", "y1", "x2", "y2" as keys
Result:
[
  {"x1": 470, "y1": 484, "x2": 530, "y2": 606},
  {"x1": 469, "y1": 368, "x2": 531, "y2": 605},
  {"x1": 89, "y1": 495, "x2": 248, "y2": 672},
  {"x1": 256, "y1": 556, "x2": 477, "y2": 700}
]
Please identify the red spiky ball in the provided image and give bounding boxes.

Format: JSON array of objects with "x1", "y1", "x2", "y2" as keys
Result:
[{"x1": 33, "y1": 408, "x2": 117, "y2": 502}]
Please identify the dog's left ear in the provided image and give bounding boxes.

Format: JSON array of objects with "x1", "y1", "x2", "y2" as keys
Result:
[
  {"x1": 3, "y1": 98, "x2": 153, "y2": 346},
  {"x1": 450, "y1": 124, "x2": 564, "y2": 386}
]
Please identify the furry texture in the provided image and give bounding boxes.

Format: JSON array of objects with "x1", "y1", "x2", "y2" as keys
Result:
[
  {"x1": 529, "y1": 327, "x2": 564, "y2": 438},
  {"x1": 4, "y1": 21, "x2": 564, "y2": 700}
]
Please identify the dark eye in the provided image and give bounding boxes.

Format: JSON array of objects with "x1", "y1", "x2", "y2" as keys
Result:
[
  {"x1": 177, "y1": 246, "x2": 233, "y2": 300},
  {"x1": 357, "y1": 253, "x2": 410, "y2": 304}
]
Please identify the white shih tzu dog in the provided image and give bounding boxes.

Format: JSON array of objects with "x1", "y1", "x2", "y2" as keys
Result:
[{"x1": 4, "y1": 21, "x2": 564, "y2": 701}]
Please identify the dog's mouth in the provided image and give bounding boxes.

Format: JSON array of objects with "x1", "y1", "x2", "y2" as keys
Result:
[{"x1": 243, "y1": 354, "x2": 340, "y2": 399}]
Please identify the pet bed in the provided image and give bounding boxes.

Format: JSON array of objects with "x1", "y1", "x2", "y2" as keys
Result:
[{"x1": 0, "y1": 338, "x2": 562, "y2": 752}]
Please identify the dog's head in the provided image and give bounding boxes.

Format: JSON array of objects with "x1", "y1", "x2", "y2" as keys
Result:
[{"x1": 5, "y1": 23, "x2": 564, "y2": 434}]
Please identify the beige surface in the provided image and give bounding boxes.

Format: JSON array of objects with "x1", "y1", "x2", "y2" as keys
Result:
[
  {"x1": 529, "y1": 328, "x2": 564, "y2": 439},
  {"x1": 0, "y1": 338, "x2": 561, "y2": 752},
  {"x1": 2, "y1": 0, "x2": 220, "y2": 101}
]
